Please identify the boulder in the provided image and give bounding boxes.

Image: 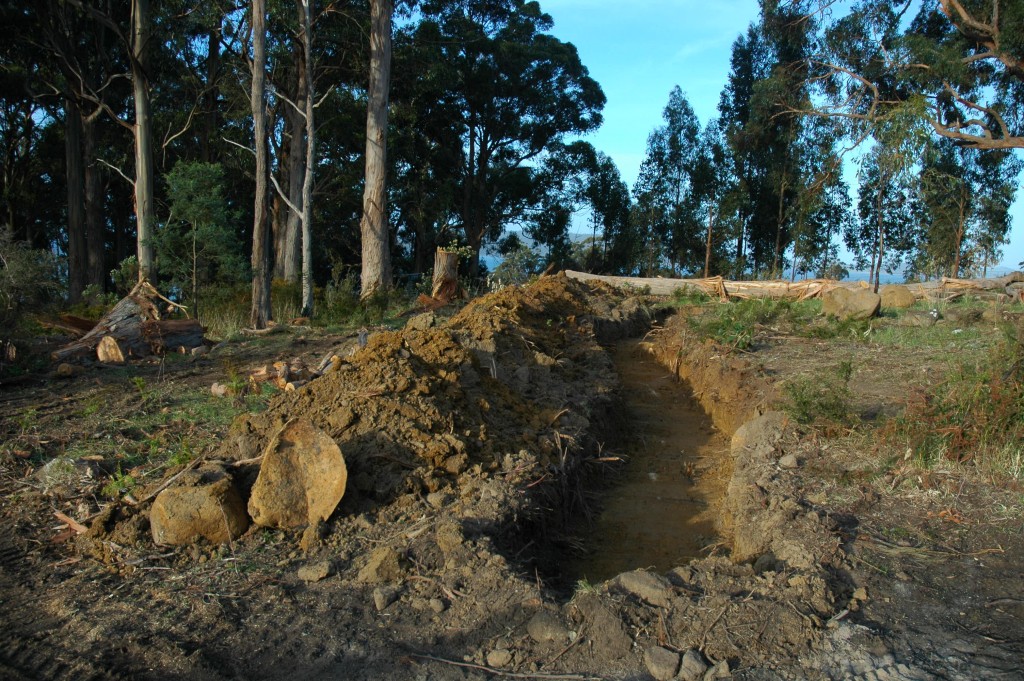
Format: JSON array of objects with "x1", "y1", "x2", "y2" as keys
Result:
[
  {"x1": 822, "y1": 287, "x2": 880, "y2": 321},
  {"x1": 248, "y1": 418, "x2": 348, "y2": 528},
  {"x1": 880, "y1": 285, "x2": 916, "y2": 309},
  {"x1": 151, "y1": 470, "x2": 249, "y2": 545}
]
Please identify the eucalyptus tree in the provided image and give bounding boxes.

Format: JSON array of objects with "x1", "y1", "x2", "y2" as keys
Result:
[
  {"x1": 412, "y1": 0, "x2": 605, "y2": 277},
  {"x1": 250, "y1": 0, "x2": 272, "y2": 328},
  {"x1": 918, "y1": 138, "x2": 1021, "y2": 278},
  {"x1": 809, "y1": 0, "x2": 1024, "y2": 150},
  {"x1": 633, "y1": 87, "x2": 702, "y2": 275},
  {"x1": 851, "y1": 141, "x2": 923, "y2": 290},
  {"x1": 584, "y1": 151, "x2": 634, "y2": 274},
  {"x1": 689, "y1": 118, "x2": 731, "y2": 277}
]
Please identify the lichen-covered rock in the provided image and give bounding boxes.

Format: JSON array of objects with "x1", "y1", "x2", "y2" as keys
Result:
[
  {"x1": 247, "y1": 418, "x2": 347, "y2": 528},
  {"x1": 150, "y1": 471, "x2": 249, "y2": 545}
]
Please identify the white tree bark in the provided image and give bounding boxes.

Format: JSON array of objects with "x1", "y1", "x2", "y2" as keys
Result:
[
  {"x1": 359, "y1": 0, "x2": 393, "y2": 298},
  {"x1": 131, "y1": 0, "x2": 155, "y2": 282}
]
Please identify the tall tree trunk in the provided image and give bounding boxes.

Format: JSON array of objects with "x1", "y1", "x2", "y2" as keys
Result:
[
  {"x1": 250, "y1": 0, "x2": 272, "y2": 328},
  {"x1": 131, "y1": 0, "x2": 155, "y2": 283},
  {"x1": 65, "y1": 97, "x2": 87, "y2": 303},
  {"x1": 275, "y1": 38, "x2": 305, "y2": 282},
  {"x1": 299, "y1": 0, "x2": 315, "y2": 317},
  {"x1": 772, "y1": 178, "x2": 786, "y2": 278},
  {"x1": 703, "y1": 208, "x2": 713, "y2": 279},
  {"x1": 951, "y1": 201, "x2": 967, "y2": 278},
  {"x1": 359, "y1": 0, "x2": 393, "y2": 298},
  {"x1": 200, "y1": 24, "x2": 221, "y2": 163},
  {"x1": 83, "y1": 115, "x2": 105, "y2": 289}
]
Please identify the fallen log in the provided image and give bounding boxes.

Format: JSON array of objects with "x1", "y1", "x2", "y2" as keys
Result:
[
  {"x1": 564, "y1": 270, "x2": 1024, "y2": 302},
  {"x1": 52, "y1": 281, "x2": 203, "y2": 363}
]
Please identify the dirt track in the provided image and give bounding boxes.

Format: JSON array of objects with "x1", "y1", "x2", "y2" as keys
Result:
[{"x1": 1, "y1": 276, "x2": 1022, "y2": 680}]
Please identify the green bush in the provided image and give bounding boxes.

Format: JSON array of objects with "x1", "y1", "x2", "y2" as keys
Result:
[{"x1": 0, "y1": 230, "x2": 63, "y2": 329}]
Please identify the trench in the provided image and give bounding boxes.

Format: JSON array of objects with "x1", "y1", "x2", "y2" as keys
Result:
[{"x1": 566, "y1": 338, "x2": 733, "y2": 584}]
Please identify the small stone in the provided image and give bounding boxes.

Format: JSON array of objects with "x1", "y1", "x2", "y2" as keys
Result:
[
  {"x1": 297, "y1": 560, "x2": 331, "y2": 583},
  {"x1": 299, "y1": 519, "x2": 325, "y2": 553},
  {"x1": 191, "y1": 345, "x2": 210, "y2": 356},
  {"x1": 429, "y1": 598, "x2": 447, "y2": 614},
  {"x1": 210, "y1": 382, "x2": 230, "y2": 397},
  {"x1": 426, "y1": 491, "x2": 448, "y2": 509},
  {"x1": 778, "y1": 453, "x2": 799, "y2": 469},
  {"x1": 435, "y1": 521, "x2": 464, "y2": 556},
  {"x1": 852, "y1": 586, "x2": 868, "y2": 602},
  {"x1": 372, "y1": 586, "x2": 398, "y2": 611},
  {"x1": 752, "y1": 553, "x2": 777, "y2": 574},
  {"x1": 486, "y1": 648, "x2": 512, "y2": 668},
  {"x1": 526, "y1": 610, "x2": 568, "y2": 643},
  {"x1": 643, "y1": 645, "x2": 680, "y2": 681},
  {"x1": 678, "y1": 649, "x2": 709, "y2": 681},
  {"x1": 357, "y1": 547, "x2": 404, "y2": 584},
  {"x1": 616, "y1": 569, "x2": 673, "y2": 608}
]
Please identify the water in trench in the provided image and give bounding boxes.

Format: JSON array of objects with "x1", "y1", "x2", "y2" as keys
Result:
[{"x1": 567, "y1": 339, "x2": 732, "y2": 584}]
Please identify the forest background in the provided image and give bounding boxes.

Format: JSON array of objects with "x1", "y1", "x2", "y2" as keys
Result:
[{"x1": 1, "y1": 0, "x2": 1022, "y2": 332}]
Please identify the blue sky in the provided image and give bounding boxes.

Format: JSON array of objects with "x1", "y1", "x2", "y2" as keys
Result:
[{"x1": 540, "y1": 0, "x2": 1024, "y2": 272}]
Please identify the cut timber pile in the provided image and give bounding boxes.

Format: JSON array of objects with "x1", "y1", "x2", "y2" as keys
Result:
[
  {"x1": 564, "y1": 270, "x2": 1024, "y2": 302},
  {"x1": 52, "y1": 281, "x2": 205, "y2": 364}
]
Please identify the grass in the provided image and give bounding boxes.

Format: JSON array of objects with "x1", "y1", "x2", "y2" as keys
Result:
[
  {"x1": 782, "y1": 360, "x2": 854, "y2": 425},
  {"x1": 686, "y1": 298, "x2": 821, "y2": 349},
  {"x1": 882, "y1": 321, "x2": 1024, "y2": 480}
]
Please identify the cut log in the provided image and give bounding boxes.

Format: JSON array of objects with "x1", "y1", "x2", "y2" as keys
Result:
[
  {"x1": 96, "y1": 336, "x2": 126, "y2": 364},
  {"x1": 52, "y1": 281, "x2": 204, "y2": 363},
  {"x1": 141, "y1": 318, "x2": 205, "y2": 354}
]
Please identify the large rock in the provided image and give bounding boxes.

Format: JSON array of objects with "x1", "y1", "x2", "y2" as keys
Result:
[
  {"x1": 880, "y1": 284, "x2": 916, "y2": 309},
  {"x1": 248, "y1": 418, "x2": 348, "y2": 528},
  {"x1": 822, "y1": 287, "x2": 880, "y2": 321},
  {"x1": 151, "y1": 469, "x2": 249, "y2": 545}
]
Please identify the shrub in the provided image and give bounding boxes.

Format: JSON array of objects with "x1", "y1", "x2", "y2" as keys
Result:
[
  {"x1": 885, "y1": 322, "x2": 1024, "y2": 478},
  {"x1": 0, "y1": 229, "x2": 62, "y2": 329}
]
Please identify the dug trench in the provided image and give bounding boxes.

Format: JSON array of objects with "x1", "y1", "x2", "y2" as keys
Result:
[{"x1": 0, "y1": 275, "x2": 1012, "y2": 681}]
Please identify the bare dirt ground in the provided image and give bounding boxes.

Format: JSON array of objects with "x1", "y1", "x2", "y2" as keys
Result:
[{"x1": 1, "y1": 276, "x2": 1022, "y2": 681}]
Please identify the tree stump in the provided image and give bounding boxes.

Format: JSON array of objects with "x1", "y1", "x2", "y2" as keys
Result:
[{"x1": 431, "y1": 249, "x2": 460, "y2": 302}]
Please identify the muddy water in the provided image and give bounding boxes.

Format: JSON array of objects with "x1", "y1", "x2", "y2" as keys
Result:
[{"x1": 569, "y1": 339, "x2": 732, "y2": 584}]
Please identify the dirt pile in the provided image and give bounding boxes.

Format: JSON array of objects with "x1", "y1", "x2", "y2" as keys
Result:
[{"x1": 202, "y1": 274, "x2": 643, "y2": 530}]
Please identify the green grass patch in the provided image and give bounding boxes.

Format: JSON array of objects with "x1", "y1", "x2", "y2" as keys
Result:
[
  {"x1": 782, "y1": 360, "x2": 854, "y2": 425},
  {"x1": 686, "y1": 298, "x2": 820, "y2": 349}
]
